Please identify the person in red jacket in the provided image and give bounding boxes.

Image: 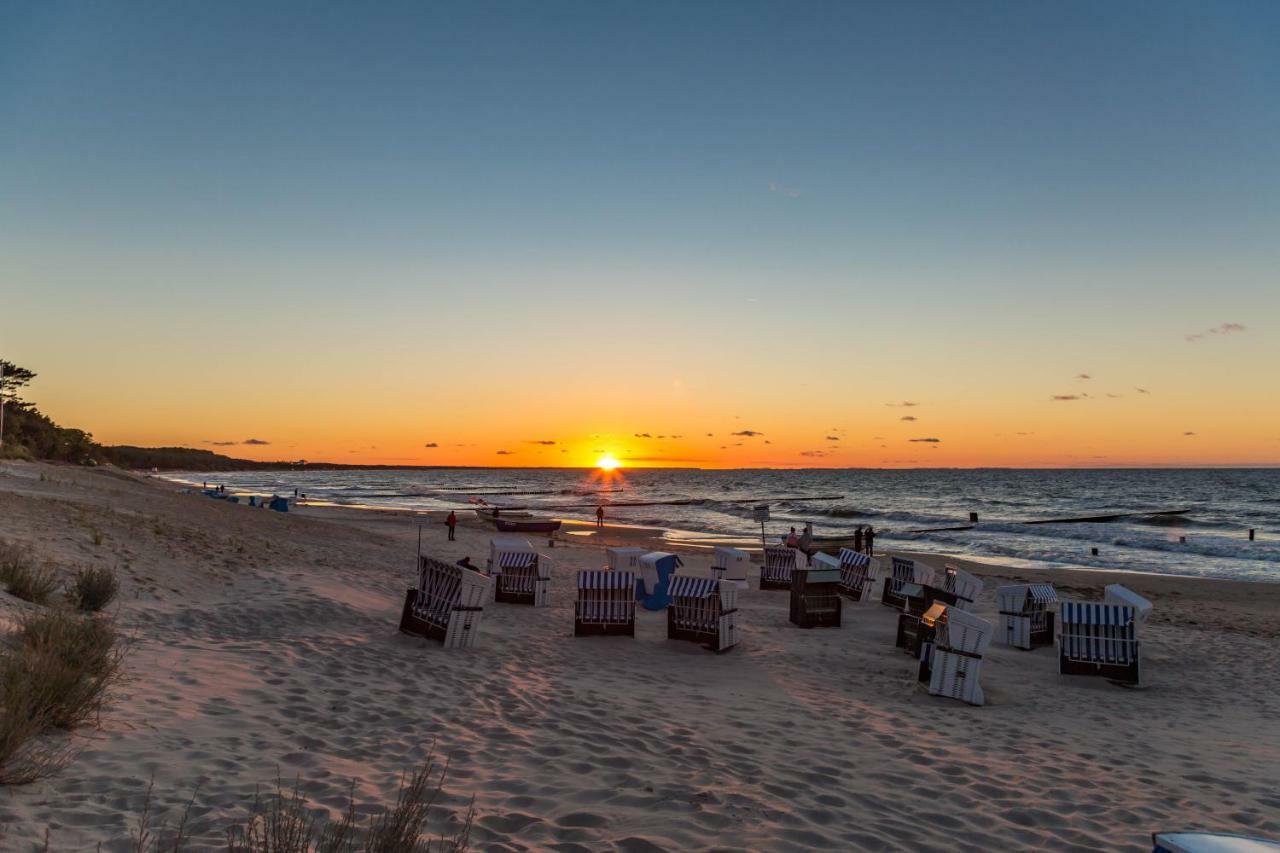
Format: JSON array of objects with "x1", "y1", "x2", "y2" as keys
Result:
[{"x1": 446, "y1": 510, "x2": 457, "y2": 541}]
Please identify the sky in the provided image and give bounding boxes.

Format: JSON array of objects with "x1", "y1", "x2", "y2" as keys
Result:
[{"x1": 2, "y1": 1, "x2": 1278, "y2": 468}]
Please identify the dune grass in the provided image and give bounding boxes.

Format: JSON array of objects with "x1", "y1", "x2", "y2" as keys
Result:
[
  {"x1": 0, "y1": 538, "x2": 60, "y2": 605},
  {"x1": 66, "y1": 565, "x2": 120, "y2": 613},
  {"x1": 128, "y1": 750, "x2": 473, "y2": 852},
  {"x1": 0, "y1": 609, "x2": 124, "y2": 784}
]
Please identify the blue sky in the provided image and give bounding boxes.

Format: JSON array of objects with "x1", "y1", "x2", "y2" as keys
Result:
[{"x1": 1, "y1": 2, "x2": 1277, "y2": 465}]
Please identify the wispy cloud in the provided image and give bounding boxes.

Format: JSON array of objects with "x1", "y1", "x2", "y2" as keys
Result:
[
  {"x1": 799, "y1": 450, "x2": 828, "y2": 457},
  {"x1": 525, "y1": 439, "x2": 557, "y2": 445},
  {"x1": 824, "y1": 435, "x2": 840, "y2": 441},
  {"x1": 205, "y1": 438, "x2": 271, "y2": 447},
  {"x1": 909, "y1": 437, "x2": 941, "y2": 443},
  {"x1": 899, "y1": 415, "x2": 917, "y2": 422},
  {"x1": 243, "y1": 438, "x2": 270, "y2": 445},
  {"x1": 1183, "y1": 431, "x2": 1196, "y2": 436},
  {"x1": 1051, "y1": 394, "x2": 1087, "y2": 401},
  {"x1": 886, "y1": 401, "x2": 919, "y2": 408},
  {"x1": 424, "y1": 442, "x2": 438, "y2": 448},
  {"x1": 1077, "y1": 373, "x2": 1092, "y2": 380},
  {"x1": 731, "y1": 430, "x2": 763, "y2": 437},
  {"x1": 768, "y1": 181, "x2": 801, "y2": 198},
  {"x1": 634, "y1": 433, "x2": 652, "y2": 438},
  {"x1": 495, "y1": 450, "x2": 513, "y2": 455},
  {"x1": 1185, "y1": 322, "x2": 1246, "y2": 342},
  {"x1": 624, "y1": 455, "x2": 709, "y2": 463},
  {"x1": 1136, "y1": 387, "x2": 1151, "y2": 394}
]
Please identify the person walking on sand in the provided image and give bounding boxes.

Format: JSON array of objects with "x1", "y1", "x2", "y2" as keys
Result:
[
  {"x1": 864, "y1": 525, "x2": 875, "y2": 556},
  {"x1": 596, "y1": 505, "x2": 605, "y2": 528},
  {"x1": 446, "y1": 510, "x2": 457, "y2": 541},
  {"x1": 853, "y1": 526, "x2": 863, "y2": 554}
]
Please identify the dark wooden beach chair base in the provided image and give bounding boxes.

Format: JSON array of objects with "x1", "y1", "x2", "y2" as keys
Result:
[
  {"x1": 495, "y1": 588, "x2": 536, "y2": 605},
  {"x1": 759, "y1": 577, "x2": 791, "y2": 591},
  {"x1": 1060, "y1": 654, "x2": 1141, "y2": 686},
  {"x1": 574, "y1": 620, "x2": 635, "y2": 637},
  {"x1": 896, "y1": 613, "x2": 936, "y2": 658},
  {"x1": 789, "y1": 596, "x2": 842, "y2": 628},
  {"x1": 398, "y1": 588, "x2": 447, "y2": 643},
  {"x1": 667, "y1": 608, "x2": 737, "y2": 652}
]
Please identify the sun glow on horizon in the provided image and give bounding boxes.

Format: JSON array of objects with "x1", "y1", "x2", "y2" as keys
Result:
[{"x1": 596, "y1": 454, "x2": 621, "y2": 471}]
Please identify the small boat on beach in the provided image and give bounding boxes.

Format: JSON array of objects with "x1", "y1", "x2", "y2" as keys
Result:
[{"x1": 492, "y1": 516, "x2": 562, "y2": 534}]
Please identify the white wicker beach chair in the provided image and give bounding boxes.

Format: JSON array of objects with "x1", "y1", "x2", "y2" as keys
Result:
[
  {"x1": 398, "y1": 556, "x2": 492, "y2": 649},
  {"x1": 792, "y1": 554, "x2": 843, "y2": 628},
  {"x1": 710, "y1": 546, "x2": 750, "y2": 588},
  {"x1": 918, "y1": 603, "x2": 992, "y2": 705},
  {"x1": 667, "y1": 575, "x2": 739, "y2": 652},
  {"x1": 605, "y1": 546, "x2": 648, "y2": 572},
  {"x1": 1058, "y1": 601, "x2": 1141, "y2": 686},
  {"x1": 487, "y1": 537, "x2": 550, "y2": 606},
  {"x1": 882, "y1": 557, "x2": 936, "y2": 609},
  {"x1": 995, "y1": 583, "x2": 1058, "y2": 649},
  {"x1": 837, "y1": 548, "x2": 878, "y2": 602},
  {"x1": 1104, "y1": 584, "x2": 1152, "y2": 629},
  {"x1": 574, "y1": 570, "x2": 636, "y2": 637},
  {"x1": 942, "y1": 564, "x2": 983, "y2": 611},
  {"x1": 761, "y1": 546, "x2": 804, "y2": 591}
]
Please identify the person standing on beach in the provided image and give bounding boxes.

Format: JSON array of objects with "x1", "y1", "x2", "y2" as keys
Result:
[
  {"x1": 446, "y1": 510, "x2": 457, "y2": 541},
  {"x1": 854, "y1": 526, "x2": 863, "y2": 554},
  {"x1": 786, "y1": 527, "x2": 798, "y2": 547},
  {"x1": 596, "y1": 506, "x2": 605, "y2": 528},
  {"x1": 864, "y1": 525, "x2": 875, "y2": 556}
]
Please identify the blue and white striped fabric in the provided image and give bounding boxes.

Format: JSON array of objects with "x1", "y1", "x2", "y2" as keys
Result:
[
  {"x1": 762, "y1": 547, "x2": 797, "y2": 582},
  {"x1": 669, "y1": 575, "x2": 722, "y2": 631},
  {"x1": 839, "y1": 548, "x2": 870, "y2": 570},
  {"x1": 576, "y1": 570, "x2": 635, "y2": 623},
  {"x1": 1027, "y1": 584, "x2": 1057, "y2": 604},
  {"x1": 669, "y1": 575, "x2": 719, "y2": 599},
  {"x1": 498, "y1": 551, "x2": 537, "y2": 569},
  {"x1": 1060, "y1": 602, "x2": 1136, "y2": 664}
]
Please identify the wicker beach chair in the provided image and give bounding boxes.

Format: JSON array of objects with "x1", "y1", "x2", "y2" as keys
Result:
[
  {"x1": 487, "y1": 537, "x2": 550, "y2": 606},
  {"x1": 760, "y1": 546, "x2": 804, "y2": 591},
  {"x1": 636, "y1": 552, "x2": 683, "y2": 610},
  {"x1": 574, "y1": 570, "x2": 636, "y2": 637},
  {"x1": 667, "y1": 575, "x2": 739, "y2": 652},
  {"x1": 398, "y1": 556, "x2": 492, "y2": 649},
  {"x1": 836, "y1": 548, "x2": 878, "y2": 603},
  {"x1": 790, "y1": 554, "x2": 843, "y2": 628},
  {"x1": 995, "y1": 583, "x2": 1058, "y2": 649},
  {"x1": 942, "y1": 565, "x2": 983, "y2": 611},
  {"x1": 881, "y1": 557, "x2": 936, "y2": 609},
  {"x1": 1058, "y1": 601, "x2": 1141, "y2": 686},
  {"x1": 1104, "y1": 584, "x2": 1152, "y2": 629},
  {"x1": 710, "y1": 546, "x2": 751, "y2": 588},
  {"x1": 605, "y1": 546, "x2": 648, "y2": 572},
  {"x1": 918, "y1": 603, "x2": 992, "y2": 705}
]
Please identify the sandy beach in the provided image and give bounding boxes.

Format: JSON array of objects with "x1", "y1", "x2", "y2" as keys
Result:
[{"x1": 1, "y1": 461, "x2": 1278, "y2": 851}]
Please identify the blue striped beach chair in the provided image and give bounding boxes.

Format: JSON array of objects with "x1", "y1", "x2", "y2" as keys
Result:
[
  {"x1": 488, "y1": 537, "x2": 550, "y2": 606},
  {"x1": 1058, "y1": 601, "x2": 1141, "y2": 686},
  {"x1": 667, "y1": 575, "x2": 739, "y2": 652},
  {"x1": 398, "y1": 556, "x2": 492, "y2": 649},
  {"x1": 837, "y1": 548, "x2": 877, "y2": 602},
  {"x1": 575, "y1": 570, "x2": 636, "y2": 637},
  {"x1": 760, "y1": 546, "x2": 803, "y2": 591}
]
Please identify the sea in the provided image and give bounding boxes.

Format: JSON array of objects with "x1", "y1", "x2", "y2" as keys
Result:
[{"x1": 165, "y1": 468, "x2": 1280, "y2": 583}]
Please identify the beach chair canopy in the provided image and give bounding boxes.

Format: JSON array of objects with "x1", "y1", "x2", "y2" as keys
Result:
[
  {"x1": 943, "y1": 565, "x2": 984, "y2": 604},
  {"x1": 923, "y1": 603, "x2": 992, "y2": 655},
  {"x1": 764, "y1": 546, "x2": 800, "y2": 569},
  {"x1": 838, "y1": 548, "x2": 870, "y2": 569},
  {"x1": 669, "y1": 574, "x2": 719, "y2": 600},
  {"x1": 997, "y1": 583, "x2": 1057, "y2": 612},
  {"x1": 497, "y1": 551, "x2": 537, "y2": 570}
]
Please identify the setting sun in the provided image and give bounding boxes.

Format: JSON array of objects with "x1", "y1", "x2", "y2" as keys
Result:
[{"x1": 596, "y1": 454, "x2": 621, "y2": 471}]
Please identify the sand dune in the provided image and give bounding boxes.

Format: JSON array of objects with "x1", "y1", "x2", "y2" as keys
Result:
[{"x1": 1, "y1": 461, "x2": 1277, "y2": 851}]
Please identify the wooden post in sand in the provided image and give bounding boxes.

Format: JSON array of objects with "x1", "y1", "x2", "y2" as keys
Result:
[
  {"x1": 969, "y1": 512, "x2": 979, "y2": 523},
  {"x1": 1249, "y1": 529, "x2": 1256, "y2": 541},
  {"x1": 1091, "y1": 547, "x2": 1099, "y2": 556}
]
